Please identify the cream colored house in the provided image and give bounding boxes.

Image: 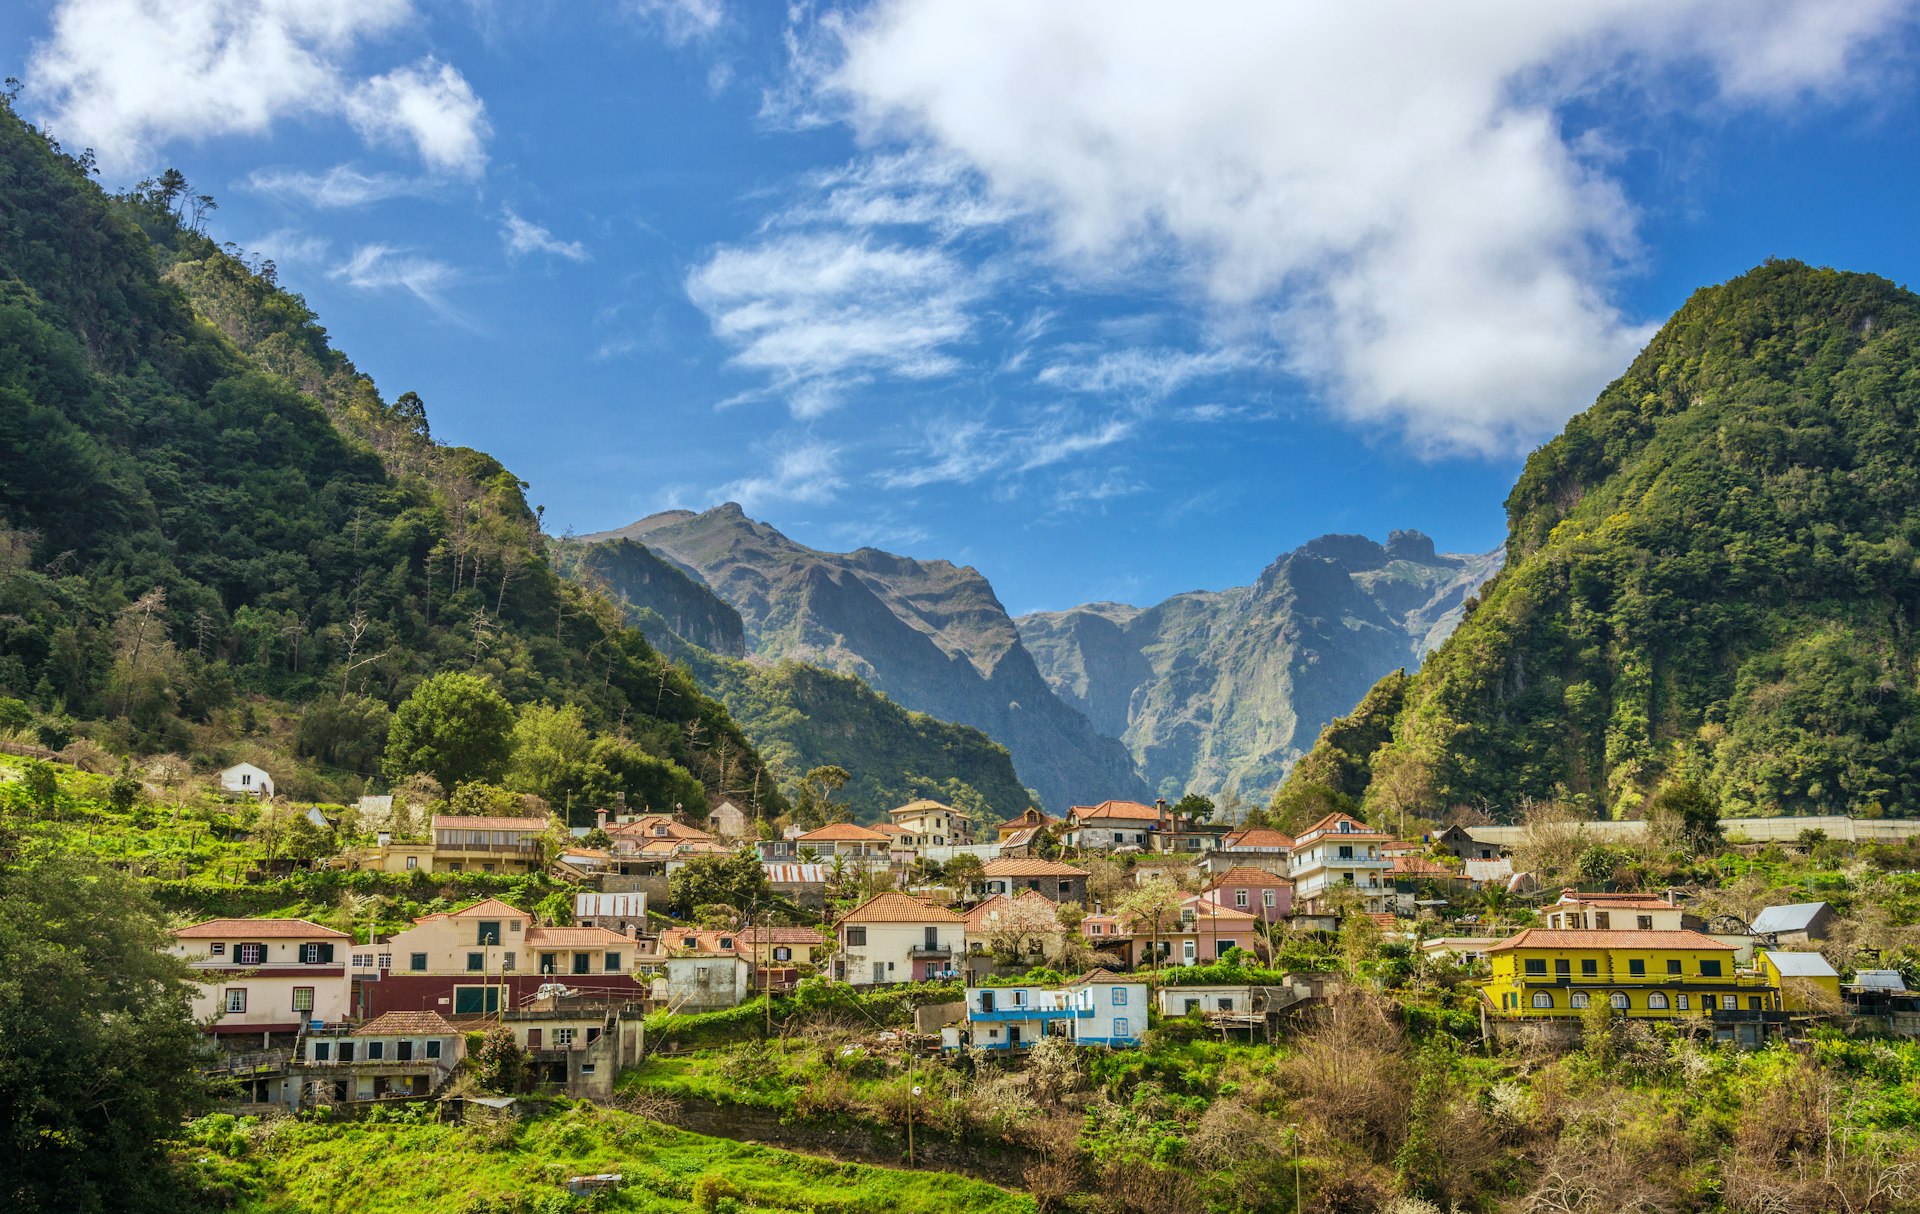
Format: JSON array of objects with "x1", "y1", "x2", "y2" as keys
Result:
[
  {"x1": 1541, "y1": 889, "x2": 1687, "y2": 931},
  {"x1": 889, "y1": 798, "x2": 973, "y2": 846},
  {"x1": 833, "y1": 892, "x2": 965, "y2": 985},
  {"x1": 171, "y1": 918, "x2": 353, "y2": 1043},
  {"x1": 1287, "y1": 813, "x2": 1395, "y2": 913},
  {"x1": 795, "y1": 822, "x2": 894, "y2": 865}
]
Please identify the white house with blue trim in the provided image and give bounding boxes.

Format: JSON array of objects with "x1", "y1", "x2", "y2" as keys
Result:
[{"x1": 945, "y1": 969, "x2": 1147, "y2": 1051}]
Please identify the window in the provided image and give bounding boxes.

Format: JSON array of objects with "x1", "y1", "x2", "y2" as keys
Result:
[
  {"x1": 211, "y1": 942, "x2": 226, "y2": 957},
  {"x1": 1263, "y1": 890, "x2": 1276, "y2": 907},
  {"x1": 313, "y1": 1042, "x2": 331, "y2": 1061},
  {"x1": 410, "y1": 953, "x2": 427, "y2": 972},
  {"x1": 1721, "y1": 995, "x2": 1736, "y2": 1010},
  {"x1": 1595, "y1": 912, "x2": 1611, "y2": 929},
  {"x1": 1531, "y1": 992, "x2": 1554, "y2": 1008},
  {"x1": 1570, "y1": 991, "x2": 1590, "y2": 1008},
  {"x1": 1235, "y1": 890, "x2": 1249, "y2": 907},
  {"x1": 1637, "y1": 915, "x2": 1653, "y2": 930},
  {"x1": 1113, "y1": 1016, "x2": 1131, "y2": 1039},
  {"x1": 405, "y1": 856, "x2": 418, "y2": 870},
  {"x1": 396, "y1": 1040, "x2": 413, "y2": 1062},
  {"x1": 1554, "y1": 959, "x2": 1570, "y2": 977},
  {"x1": 719, "y1": 937, "x2": 735, "y2": 951},
  {"x1": 605, "y1": 952, "x2": 622, "y2": 972},
  {"x1": 1700, "y1": 960, "x2": 1723, "y2": 977},
  {"x1": 1610, "y1": 992, "x2": 1630, "y2": 1010},
  {"x1": 367, "y1": 1041, "x2": 384, "y2": 1060},
  {"x1": 1338, "y1": 845, "x2": 1355, "y2": 859},
  {"x1": 1648, "y1": 992, "x2": 1670, "y2": 1009},
  {"x1": 500, "y1": 953, "x2": 515, "y2": 972},
  {"x1": 338, "y1": 1042, "x2": 354, "y2": 1062},
  {"x1": 1667, "y1": 959, "x2": 1683, "y2": 975},
  {"x1": 578, "y1": 1064, "x2": 596, "y2": 1076},
  {"x1": 1012, "y1": 989, "x2": 1028, "y2": 1007},
  {"x1": 510, "y1": 921, "x2": 521, "y2": 932},
  {"x1": 425, "y1": 1039, "x2": 441, "y2": 1059},
  {"x1": 846, "y1": 927, "x2": 868, "y2": 947},
  {"x1": 1628, "y1": 959, "x2": 1646, "y2": 977},
  {"x1": 467, "y1": 952, "x2": 485, "y2": 972},
  {"x1": 773, "y1": 947, "x2": 791, "y2": 962},
  {"x1": 236, "y1": 943, "x2": 265, "y2": 966},
  {"x1": 555, "y1": 1028, "x2": 576, "y2": 1046},
  {"x1": 292, "y1": 987, "x2": 315, "y2": 1013},
  {"x1": 225, "y1": 989, "x2": 247, "y2": 1013},
  {"x1": 353, "y1": 954, "x2": 372, "y2": 969},
  {"x1": 1581, "y1": 959, "x2": 1598, "y2": 976},
  {"x1": 540, "y1": 953, "x2": 559, "y2": 974},
  {"x1": 302, "y1": 942, "x2": 334, "y2": 964},
  {"x1": 1219, "y1": 997, "x2": 1234, "y2": 1011},
  {"x1": 1112, "y1": 987, "x2": 1129, "y2": 1006},
  {"x1": 1676, "y1": 994, "x2": 1689, "y2": 1010},
  {"x1": 1524, "y1": 959, "x2": 1547, "y2": 976},
  {"x1": 476, "y1": 921, "x2": 501, "y2": 946},
  {"x1": 572, "y1": 953, "x2": 591, "y2": 976}
]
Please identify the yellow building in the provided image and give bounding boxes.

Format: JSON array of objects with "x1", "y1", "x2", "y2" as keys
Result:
[
  {"x1": 1482, "y1": 928, "x2": 1778, "y2": 1019},
  {"x1": 1757, "y1": 949, "x2": 1842, "y2": 1010}
]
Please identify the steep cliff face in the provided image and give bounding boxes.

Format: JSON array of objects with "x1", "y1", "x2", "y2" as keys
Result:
[
  {"x1": 1284, "y1": 261, "x2": 1920, "y2": 820},
  {"x1": 563, "y1": 538, "x2": 746, "y2": 657},
  {"x1": 1018, "y1": 534, "x2": 1499, "y2": 799},
  {"x1": 582, "y1": 506, "x2": 1150, "y2": 809}
]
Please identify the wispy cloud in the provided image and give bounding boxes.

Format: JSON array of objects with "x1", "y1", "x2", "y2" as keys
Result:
[
  {"x1": 330, "y1": 243, "x2": 461, "y2": 319},
  {"x1": 879, "y1": 404, "x2": 1139, "y2": 492},
  {"x1": 501, "y1": 207, "x2": 590, "y2": 262},
  {"x1": 686, "y1": 232, "x2": 983, "y2": 417},
  {"x1": 247, "y1": 163, "x2": 434, "y2": 208},
  {"x1": 242, "y1": 227, "x2": 331, "y2": 268},
  {"x1": 627, "y1": 0, "x2": 726, "y2": 46},
  {"x1": 1035, "y1": 346, "x2": 1261, "y2": 399},
  {"x1": 344, "y1": 57, "x2": 491, "y2": 178},
  {"x1": 714, "y1": 436, "x2": 846, "y2": 512}
]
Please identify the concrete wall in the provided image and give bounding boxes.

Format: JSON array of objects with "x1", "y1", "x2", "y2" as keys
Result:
[{"x1": 1469, "y1": 815, "x2": 1920, "y2": 848}]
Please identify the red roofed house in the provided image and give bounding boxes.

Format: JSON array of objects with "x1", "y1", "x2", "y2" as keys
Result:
[
  {"x1": 1200, "y1": 865, "x2": 1293, "y2": 924},
  {"x1": 976, "y1": 856, "x2": 1089, "y2": 904},
  {"x1": 1542, "y1": 889, "x2": 1690, "y2": 932},
  {"x1": 1063, "y1": 800, "x2": 1168, "y2": 852},
  {"x1": 795, "y1": 822, "x2": 894, "y2": 865},
  {"x1": 297, "y1": 1010, "x2": 466, "y2": 1105},
  {"x1": 1081, "y1": 895, "x2": 1259, "y2": 968},
  {"x1": 997, "y1": 807, "x2": 1052, "y2": 841},
  {"x1": 171, "y1": 918, "x2": 353, "y2": 1044},
  {"x1": 430, "y1": 814, "x2": 550, "y2": 875},
  {"x1": 833, "y1": 892, "x2": 965, "y2": 985},
  {"x1": 962, "y1": 890, "x2": 1072, "y2": 965}
]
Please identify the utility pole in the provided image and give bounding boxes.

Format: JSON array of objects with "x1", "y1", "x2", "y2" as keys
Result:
[{"x1": 906, "y1": 1047, "x2": 915, "y2": 1168}]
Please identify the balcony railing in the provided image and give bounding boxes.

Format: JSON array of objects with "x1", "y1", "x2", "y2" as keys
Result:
[{"x1": 433, "y1": 840, "x2": 542, "y2": 855}]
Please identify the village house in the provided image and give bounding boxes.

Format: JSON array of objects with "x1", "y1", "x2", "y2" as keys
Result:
[
  {"x1": 1287, "y1": 813, "x2": 1395, "y2": 914},
  {"x1": 1757, "y1": 949, "x2": 1842, "y2": 1009},
  {"x1": 794, "y1": 822, "x2": 895, "y2": 866},
  {"x1": 833, "y1": 892, "x2": 965, "y2": 985},
  {"x1": 706, "y1": 799, "x2": 752, "y2": 840},
  {"x1": 976, "y1": 856, "x2": 1089, "y2": 903},
  {"x1": 1200, "y1": 865, "x2": 1293, "y2": 924},
  {"x1": 297, "y1": 1011, "x2": 465, "y2": 1106},
  {"x1": 430, "y1": 814, "x2": 550, "y2": 875},
  {"x1": 1432, "y1": 823, "x2": 1500, "y2": 862},
  {"x1": 762, "y1": 861, "x2": 830, "y2": 911},
  {"x1": 573, "y1": 891, "x2": 648, "y2": 937},
  {"x1": 889, "y1": 798, "x2": 974, "y2": 846},
  {"x1": 1062, "y1": 800, "x2": 1169, "y2": 852},
  {"x1": 962, "y1": 890, "x2": 1073, "y2": 967},
  {"x1": 652, "y1": 952, "x2": 754, "y2": 1011},
  {"x1": 1156, "y1": 985, "x2": 1253, "y2": 1017},
  {"x1": 1480, "y1": 928, "x2": 1776, "y2": 1021},
  {"x1": 500, "y1": 992, "x2": 646, "y2": 1098},
  {"x1": 1541, "y1": 888, "x2": 1690, "y2": 931},
  {"x1": 1202, "y1": 827, "x2": 1294, "y2": 876},
  {"x1": 171, "y1": 918, "x2": 353, "y2": 1044},
  {"x1": 361, "y1": 898, "x2": 648, "y2": 1018},
  {"x1": 217, "y1": 762, "x2": 275, "y2": 799},
  {"x1": 1749, "y1": 901, "x2": 1838, "y2": 944},
  {"x1": 1081, "y1": 895, "x2": 1259, "y2": 968},
  {"x1": 947, "y1": 970, "x2": 1149, "y2": 1051},
  {"x1": 997, "y1": 807, "x2": 1053, "y2": 841},
  {"x1": 737, "y1": 925, "x2": 829, "y2": 970}
]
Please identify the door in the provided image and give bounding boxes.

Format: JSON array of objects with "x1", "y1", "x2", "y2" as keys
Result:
[
  {"x1": 872, "y1": 962, "x2": 886, "y2": 983},
  {"x1": 1008, "y1": 1025, "x2": 1022, "y2": 1047},
  {"x1": 527, "y1": 1029, "x2": 542, "y2": 1049}
]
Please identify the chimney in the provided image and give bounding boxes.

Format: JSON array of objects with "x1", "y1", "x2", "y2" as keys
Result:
[{"x1": 595, "y1": 808, "x2": 608, "y2": 831}]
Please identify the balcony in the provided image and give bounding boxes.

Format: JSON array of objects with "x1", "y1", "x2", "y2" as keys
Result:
[
  {"x1": 969, "y1": 1006, "x2": 1077, "y2": 1022},
  {"x1": 433, "y1": 841, "x2": 542, "y2": 856},
  {"x1": 909, "y1": 946, "x2": 954, "y2": 959}
]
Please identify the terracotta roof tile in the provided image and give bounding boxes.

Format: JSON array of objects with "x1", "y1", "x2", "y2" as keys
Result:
[
  {"x1": 980, "y1": 857, "x2": 1088, "y2": 877},
  {"x1": 1070, "y1": 800, "x2": 1165, "y2": 822},
  {"x1": 1222, "y1": 828, "x2": 1295, "y2": 849},
  {"x1": 355, "y1": 1010, "x2": 460, "y2": 1036},
  {"x1": 1204, "y1": 865, "x2": 1292, "y2": 889},
  {"x1": 174, "y1": 918, "x2": 348, "y2": 939},
  {"x1": 836, "y1": 892, "x2": 964, "y2": 925},
  {"x1": 796, "y1": 823, "x2": 893, "y2": 842},
  {"x1": 961, "y1": 890, "x2": 1065, "y2": 930},
  {"x1": 525, "y1": 927, "x2": 634, "y2": 948},
  {"x1": 432, "y1": 815, "x2": 549, "y2": 832}
]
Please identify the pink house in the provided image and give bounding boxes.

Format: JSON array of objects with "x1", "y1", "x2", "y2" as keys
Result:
[{"x1": 1201, "y1": 865, "x2": 1293, "y2": 925}]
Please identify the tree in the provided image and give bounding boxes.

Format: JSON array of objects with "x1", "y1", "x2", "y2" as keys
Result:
[
  {"x1": 295, "y1": 693, "x2": 391, "y2": 774},
  {"x1": 20, "y1": 760, "x2": 59, "y2": 814},
  {"x1": 943, "y1": 852, "x2": 985, "y2": 892},
  {"x1": 470, "y1": 1025, "x2": 525, "y2": 1093},
  {"x1": 979, "y1": 896, "x2": 1063, "y2": 962},
  {"x1": 0, "y1": 852, "x2": 205, "y2": 1211},
  {"x1": 383, "y1": 672, "x2": 514, "y2": 788},
  {"x1": 106, "y1": 763, "x2": 140, "y2": 814},
  {"x1": 506, "y1": 701, "x2": 595, "y2": 808},
  {"x1": 667, "y1": 849, "x2": 770, "y2": 917},
  {"x1": 1646, "y1": 779, "x2": 1722, "y2": 856},
  {"x1": 1173, "y1": 793, "x2": 1216, "y2": 822},
  {"x1": 792, "y1": 765, "x2": 850, "y2": 829},
  {"x1": 1117, "y1": 880, "x2": 1184, "y2": 976}
]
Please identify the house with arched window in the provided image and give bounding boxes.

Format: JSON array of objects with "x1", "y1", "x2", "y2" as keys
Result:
[{"x1": 1480, "y1": 928, "x2": 1780, "y2": 1027}]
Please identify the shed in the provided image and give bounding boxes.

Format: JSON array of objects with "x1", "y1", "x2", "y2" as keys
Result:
[
  {"x1": 219, "y1": 762, "x2": 275, "y2": 798},
  {"x1": 1750, "y1": 902, "x2": 1837, "y2": 943}
]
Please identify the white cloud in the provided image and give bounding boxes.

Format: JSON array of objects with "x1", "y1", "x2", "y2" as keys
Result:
[
  {"x1": 686, "y1": 232, "x2": 982, "y2": 417},
  {"x1": 501, "y1": 208, "x2": 590, "y2": 262},
  {"x1": 243, "y1": 227, "x2": 331, "y2": 267},
  {"x1": 1036, "y1": 346, "x2": 1260, "y2": 399},
  {"x1": 330, "y1": 243, "x2": 460, "y2": 316},
  {"x1": 247, "y1": 163, "x2": 432, "y2": 208},
  {"x1": 344, "y1": 57, "x2": 491, "y2": 178},
  {"x1": 628, "y1": 0, "x2": 725, "y2": 46},
  {"x1": 714, "y1": 437, "x2": 846, "y2": 512},
  {"x1": 813, "y1": 0, "x2": 1910, "y2": 454},
  {"x1": 879, "y1": 404, "x2": 1138, "y2": 490},
  {"x1": 25, "y1": 0, "x2": 490, "y2": 179}
]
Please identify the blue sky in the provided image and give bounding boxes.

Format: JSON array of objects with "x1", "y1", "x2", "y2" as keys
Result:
[{"x1": 5, "y1": 1, "x2": 1919, "y2": 615}]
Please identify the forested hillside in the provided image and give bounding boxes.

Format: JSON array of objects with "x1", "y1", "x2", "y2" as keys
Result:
[
  {"x1": 0, "y1": 104, "x2": 780, "y2": 820},
  {"x1": 1285, "y1": 261, "x2": 1920, "y2": 821}
]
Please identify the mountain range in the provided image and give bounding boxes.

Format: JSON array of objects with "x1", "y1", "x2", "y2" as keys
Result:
[{"x1": 576, "y1": 506, "x2": 1499, "y2": 810}]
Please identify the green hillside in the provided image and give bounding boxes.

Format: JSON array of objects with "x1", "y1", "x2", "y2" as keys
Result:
[
  {"x1": 1286, "y1": 261, "x2": 1920, "y2": 820},
  {"x1": 0, "y1": 104, "x2": 779, "y2": 820}
]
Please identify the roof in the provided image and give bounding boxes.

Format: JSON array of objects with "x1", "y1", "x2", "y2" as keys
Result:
[
  {"x1": 1205, "y1": 865, "x2": 1292, "y2": 889},
  {"x1": 1222, "y1": 828, "x2": 1295, "y2": 850},
  {"x1": 795, "y1": 823, "x2": 893, "y2": 843},
  {"x1": 738, "y1": 926, "x2": 826, "y2": 945},
  {"x1": 432, "y1": 814, "x2": 549, "y2": 832},
  {"x1": 1000, "y1": 826, "x2": 1042, "y2": 849},
  {"x1": 1487, "y1": 928, "x2": 1736, "y2": 953},
  {"x1": 1070, "y1": 800, "x2": 1165, "y2": 822},
  {"x1": 448, "y1": 897, "x2": 527, "y2": 920},
  {"x1": 1296, "y1": 813, "x2": 1394, "y2": 843},
  {"x1": 1761, "y1": 950, "x2": 1839, "y2": 978},
  {"x1": 871, "y1": 822, "x2": 915, "y2": 836},
  {"x1": 889, "y1": 799, "x2": 953, "y2": 817},
  {"x1": 175, "y1": 918, "x2": 348, "y2": 940},
  {"x1": 999, "y1": 809, "x2": 1052, "y2": 827},
  {"x1": 1851, "y1": 969, "x2": 1909, "y2": 991},
  {"x1": 961, "y1": 890, "x2": 1066, "y2": 930},
  {"x1": 1391, "y1": 856, "x2": 1455, "y2": 878},
  {"x1": 1462, "y1": 859, "x2": 1515, "y2": 882},
  {"x1": 762, "y1": 863, "x2": 829, "y2": 883},
  {"x1": 1551, "y1": 889, "x2": 1677, "y2": 910},
  {"x1": 836, "y1": 891, "x2": 964, "y2": 925},
  {"x1": 980, "y1": 857, "x2": 1088, "y2": 877},
  {"x1": 607, "y1": 816, "x2": 713, "y2": 841},
  {"x1": 525, "y1": 927, "x2": 634, "y2": 948},
  {"x1": 1070, "y1": 968, "x2": 1142, "y2": 986},
  {"x1": 355, "y1": 1011, "x2": 459, "y2": 1036},
  {"x1": 1750, "y1": 902, "x2": 1832, "y2": 934}
]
